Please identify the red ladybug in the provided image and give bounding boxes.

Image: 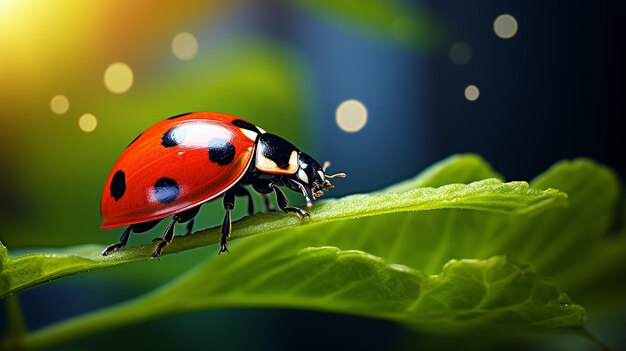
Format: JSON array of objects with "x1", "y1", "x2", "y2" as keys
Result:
[{"x1": 101, "y1": 112, "x2": 345, "y2": 258}]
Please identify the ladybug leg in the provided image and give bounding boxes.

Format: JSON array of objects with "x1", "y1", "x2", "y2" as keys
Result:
[
  {"x1": 271, "y1": 184, "x2": 309, "y2": 219},
  {"x1": 234, "y1": 186, "x2": 254, "y2": 215},
  {"x1": 102, "y1": 225, "x2": 132, "y2": 256},
  {"x1": 152, "y1": 218, "x2": 177, "y2": 259},
  {"x1": 185, "y1": 219, "x2": 195, "y2": 235},
  {"x1": 102, "y1": 219, "x2": 161, "y2": 256},
  {"x1": 152, "y1": 206, "x2": 201, "y2": 257},
  {"x1": 287, "y1": 179, "x2": 314, "y2": 207},
  {"x1": 219, "y1": 189, "x2": 236, "y2": 254},
  {"x1": 250, "y1": 179, "x2": 275, "y2": 212}
]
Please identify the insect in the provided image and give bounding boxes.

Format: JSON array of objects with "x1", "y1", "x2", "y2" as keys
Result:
[{"x1": 100, "y1": 112, "x2": 345, "y2": 258}]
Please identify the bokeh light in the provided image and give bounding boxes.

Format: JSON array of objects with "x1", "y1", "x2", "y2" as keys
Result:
[
  {"x1": 50, "y1": 95, "x2": 69, "y2": 115},
  {"x1": 172, "y1": 32, "x2": 198, "y2": 60},
  {"x1": 104, "y1": 62, "x2": 134, "y2": 94},
  {"x1": 494, "y1": 14, "x2": 518, "y2": 39},
  {"x1": 449, "y1": 42, "x2": 472, "y2": 65},
  {"x1": 78, "y1": 113, "x2": 97, "y2": 132},
  {"x1": 336, "y1": 99, "x2": 368, "y2": 132},
  {"x1": 464, "y1": 85, "x2": 480, "y2": 101}
]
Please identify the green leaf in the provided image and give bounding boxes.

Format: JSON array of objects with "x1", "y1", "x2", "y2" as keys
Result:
[
  {"x1": 390, "y1": 157, "x2": 625, "y2": 312},
  {"x1": 11, "y1": 154, "x2": 622, "y2": 350},
  {"x1": 524, "y1": 160, "x2": 625, "y2": 311},
  {"x1": 166, "y1": 155, "x2": 621, "y2": 318},
  {"x1": 0, "y1": 175, "x2": 566, "y2": 298},
  {"x1": 21, "y1": 252, "x2": 584, "y2": 350},
  {"x1": 362, "y1": 156, "x2": 626, "y2": 313},
  {"x1": 169, "y1": 250, "x2": 584, "y2": 331}
]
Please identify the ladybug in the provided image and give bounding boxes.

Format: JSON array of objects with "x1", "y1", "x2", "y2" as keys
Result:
[{"x1": 101, "y1": 112, "x2": 345, "y2": 258}]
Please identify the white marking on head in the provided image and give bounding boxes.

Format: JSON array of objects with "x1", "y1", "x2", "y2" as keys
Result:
[
  {"x1": 298, "y1": 169, "x2": 309, "y2": 184},
  {"x1": 257, "y1": 126, "x2": 267, "y2": 134},
  {"x1": 317, "y1": 170, "x2": 325, "y2": 182}
]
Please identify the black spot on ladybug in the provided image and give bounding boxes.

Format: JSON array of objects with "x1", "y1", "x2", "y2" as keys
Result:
[
  {"x1": 110, "y1": 170, "x2": 126, "y2": 201},
  {"x1": 128, "y1": 133, "x2": 142, "y2": 147},
  {"x1": 167, "y1": 112, "x2": 191, "y2": 120},
  {"x1": 208, "y1": 139, "x2": 236, "y2": 166},
  {"x1": 161, "y1": 126, "x2": 189, "y2": 148},
  {"x1": 258, "y1": 133, "x2": 298, "y2": 169},
  {"x1": 161, "y1": 128, "x2": 178, "y2": 147},
  {"x1": 232, "y1": 119, "x2": 260, "y2": 133},
  {"x1": 154, "y1": 177, "x2": 180, "y2": 204}
]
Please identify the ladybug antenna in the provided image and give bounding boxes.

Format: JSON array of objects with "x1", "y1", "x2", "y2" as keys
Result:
[
  {"x1": 326, "y1": 172, "x2": 346, "y2": 179},
  {"x1": 322, "y1": 161, "x2": 331, "y2": 172},
  {"x1": 322, "y1": 161, "x2": 347, "y2": 179}
]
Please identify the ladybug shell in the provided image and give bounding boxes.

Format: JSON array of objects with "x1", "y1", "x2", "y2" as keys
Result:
[{"x1": 100, "y1": 112, "x2": 258, "y2": 229}]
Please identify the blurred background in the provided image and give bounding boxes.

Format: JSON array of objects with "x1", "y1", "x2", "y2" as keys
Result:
[{"x1": 1, "y1": 0, "x2": 625, "y2": 350}]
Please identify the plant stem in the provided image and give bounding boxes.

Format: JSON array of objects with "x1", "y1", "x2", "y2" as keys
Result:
[{"x1": 3, "y1": 294, "x2": 28, "y2": 350}]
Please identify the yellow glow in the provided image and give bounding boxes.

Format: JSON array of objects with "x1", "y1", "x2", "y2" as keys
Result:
[
  {"x1": 450, "y1": 42, "x2": 472, "y2": 65},
  {"x1": 0, "y1": 1, "x2": 96, "y2": 96},
  {"x1": 494, "y1": 14, "x2": 518, "y2": 39},
  {"x1": 465, "y1": 85, "x2": 480, "y2": 101},
  {"x1": 336, "y1": 99, "x2": 368, "y2": 133},
  {"x1": 0, "y1": 0, "x2": 17, "y2": 12},
  {"x1": 104, "y1": 63, "x2": 134, "y2": 94},
  {"x1": 172, "y1": 32, "x2": 198, "y2": 61},
  {"x1": 50, "y1": 95, "x2": 69, "y2": 115},
  {"x1": 79, "y1": 113, "x2": 97, "y2": 132}
]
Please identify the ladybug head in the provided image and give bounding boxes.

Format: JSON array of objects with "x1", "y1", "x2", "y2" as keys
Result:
[{"x1": 291, "y1": 152, "x2": 346, "y2": 203}]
